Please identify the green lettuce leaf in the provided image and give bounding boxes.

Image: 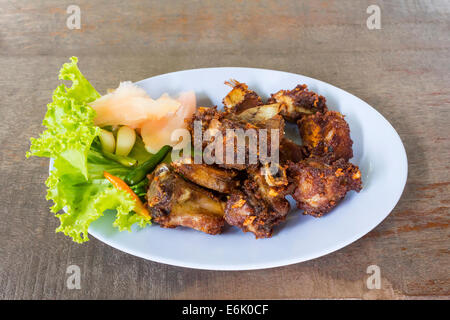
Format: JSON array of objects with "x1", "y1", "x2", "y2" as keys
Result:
[
  {"x1": 59, "y1": 56, "x2": 102, "y2": 104},
  {"x1": 27, "y1": 57, "x2": 151, "y2": 243},
  {"x1": 88, "y1": 139, "x2": 135, "y2": 180}
]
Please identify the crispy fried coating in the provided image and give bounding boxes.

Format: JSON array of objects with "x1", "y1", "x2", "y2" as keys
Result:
[
  {"x1": 298, "y1": 110, "x2": 353, "y2": 162},
  {"x1": 210, "y1": 113, "x2": 261, "y2": 170},
  {"x1": 288, "y1": 158, "x2": 362, "y2": 217},
  {"x1": 225, "y1": 191, "x2": 284, "y2": 239},
  {"x1": 147, "y1": 164, "x2": 226, "y2": 235},
  {"x1": 186, "y1": 106, "x2": 221, "y2": 138},
  {"x1": 249, "y1": 164, "x2": 291, "y2": 209},
  {"x1": 224, "y1": 164, "x2": 291, "y2": 238},
  {"x1": 236, "y1": 103, "x2": 283, "y2": 123},
  {"x1": 234, "y1": 104, "x2": 286, "y2": 145},
  {"x1": 142, "y1": 77, "x2": 369, "y2": 239},
  {"x1": 186, "y1": 106, "x2": 283, "y2": 170},
  {"x1": 268, "y1": 84, "x2": 328, "y2": 122},
  {"x1": 278, "y1": 137, "x2": 307, "y2": 164},
  {"x1": 223, "y1": 79, "x2": 263, "y2": 114},
  {"x1": 171, "y1": 159, "x2": 239, "y2": 193}
]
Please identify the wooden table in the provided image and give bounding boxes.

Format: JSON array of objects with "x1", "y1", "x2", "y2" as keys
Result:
[{"x1": 1, "y1": 0, "x2": 448, "y2": 299}]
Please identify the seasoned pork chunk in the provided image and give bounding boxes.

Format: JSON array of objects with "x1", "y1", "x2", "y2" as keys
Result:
[
  {"x1": 278, "y1": 137, "x2": 307, "y2": 164},
  {"x1": 171, "y1": 159, "x2": 239, "y2": 193},
  {"x1": 268, "y1": 84, "x2": 328, "y2": 122},
  {"x1": 147, "y1": 164, "x2": 226, "y2": 235},
  {"x1": 236, "y1": 103, "x2": 283, "y2": 123},
  {"x1": 298, "y1": 110, "x2": 353, "y2": 162},
  {"x1": 186, "y1": 106, "x2": 284, "y2": 170},
  {"x1": 288, "y1": 158, "x2": 362, "y2": 217},
  {"x1": 224, "y1": 164, "x2": 291, "y2": 238},
  {"x1": 223, "y1": 79, "x2": 263, "y2": 114}
]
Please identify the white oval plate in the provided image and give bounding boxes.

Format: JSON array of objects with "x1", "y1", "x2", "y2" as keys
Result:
[{"x1": 50, "y1": 68, "x2": 407, "y2": 270}]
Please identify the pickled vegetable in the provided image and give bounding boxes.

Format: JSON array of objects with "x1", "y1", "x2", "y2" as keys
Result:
[
  {"x1": 115, "y1": 126, "x2": 136, "y2": 156},
  {"x1": 99, "y1": 129, "x2": 115, "y2": 154}
]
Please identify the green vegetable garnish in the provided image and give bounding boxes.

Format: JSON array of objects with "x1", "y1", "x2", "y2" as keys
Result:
[
  {"x1": 124, "y1": 145, "x2": 172, "y2": 185},
  {"x1": 26, "y1": 57, "x2": 151, "y2": 243},
  {"x1": 101, "y1": 149, "x2": 137, "y2": 167}
]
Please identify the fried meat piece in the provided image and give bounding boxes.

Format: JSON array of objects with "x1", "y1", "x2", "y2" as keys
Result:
[
  {"x1": 147, "y1": 163, "x2": 226, "y2": 235},
  {"x1": 298, "y1": 110, "x2": 353, "y2": 162},
  {"x1": 171, "y1": 159, "x2": 239, "y2": 193},
  {"x1": 268, "y1": 84, "x2": 328, "y2": 122},
  {"x1": 234, "y1": 104, "x2": 285, "y2": 141},
  {"x1": 186, "y1": 106, "x2": 221, "y2": 136},
  {"x1": 211, "y1": 114, "x2": 261, "y2": 171},
  {"x1": 248, "y1": 164, "x2": 291, "y2": 209},
  {"x1": 226, "y1": 112, "x2": 285, "y2": 151},
  {"x1": 234, "y1": 104, "x2": 307, "y2": 164},
  {"x1": 288, "y1": 158, "x2": 362, "y2": 217},
  {"x1": 278, "y1": 137, "x2": 307, "y2": 164},
  {"x1": 236, "y1": 103, "x2": 283, "y2": 123},
  {"x1": 224, "y1": 110, "x2": 284, "y2": 131},
  {"x1": 186, "y1": 106, "x2": 283, "y2": 170},
  {"x1": 223, "y1": 79, "x2": 263, "y2": 114},
  {"x1": 224, "y1": 164, "x2": 291, "y2": 238}
]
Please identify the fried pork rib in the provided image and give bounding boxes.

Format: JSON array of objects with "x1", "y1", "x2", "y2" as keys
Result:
[
  {"x1": 149, "y1": 81, "x2": 363, "y2": 238},
  {"x1": 288, "y1": 158, "x2": 362, "y2": 217},
  {"x1": 232, "y1": 103, "x2": 306, "y2": 164},
  {"x1": 171, "y1": 159, "x2": 239, "y2": 193},
  {"x1": 223, "y1": 79, "x2": 263, "y2": 114},
  {"x1": 236, "y1": 103, "x2": 283, "y2": 123},
  {"x1": 224, "y1": 164, "x2": 291, "y2": 238},
  {"x1": 147, "y1": 164, "x2": 226, "y2": 235},
  {"x1": 234, "y1": 104, "x2": 286, "y2": 145},
  {"x1": 186, "y1": 106, "x2": 284, "y2": 170},
  {"x1": 268, "y1": 84, "x2": 328, "y2": 122},
  {"x1": 279, "y1": 137, "x2": 307, "y2": 164},
  {"x1": 298, "y1": 110, "x2": 353, "y2": 162}
]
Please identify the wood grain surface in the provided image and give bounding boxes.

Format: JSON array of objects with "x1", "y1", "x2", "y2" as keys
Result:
[{"x1": 0, "y1": 0, "x2": 449, "y2": 299}]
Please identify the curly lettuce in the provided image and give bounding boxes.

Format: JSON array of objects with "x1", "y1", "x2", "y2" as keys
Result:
[{"x1": 27, "y1": 57, "x2": 151, "y2": 243}]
